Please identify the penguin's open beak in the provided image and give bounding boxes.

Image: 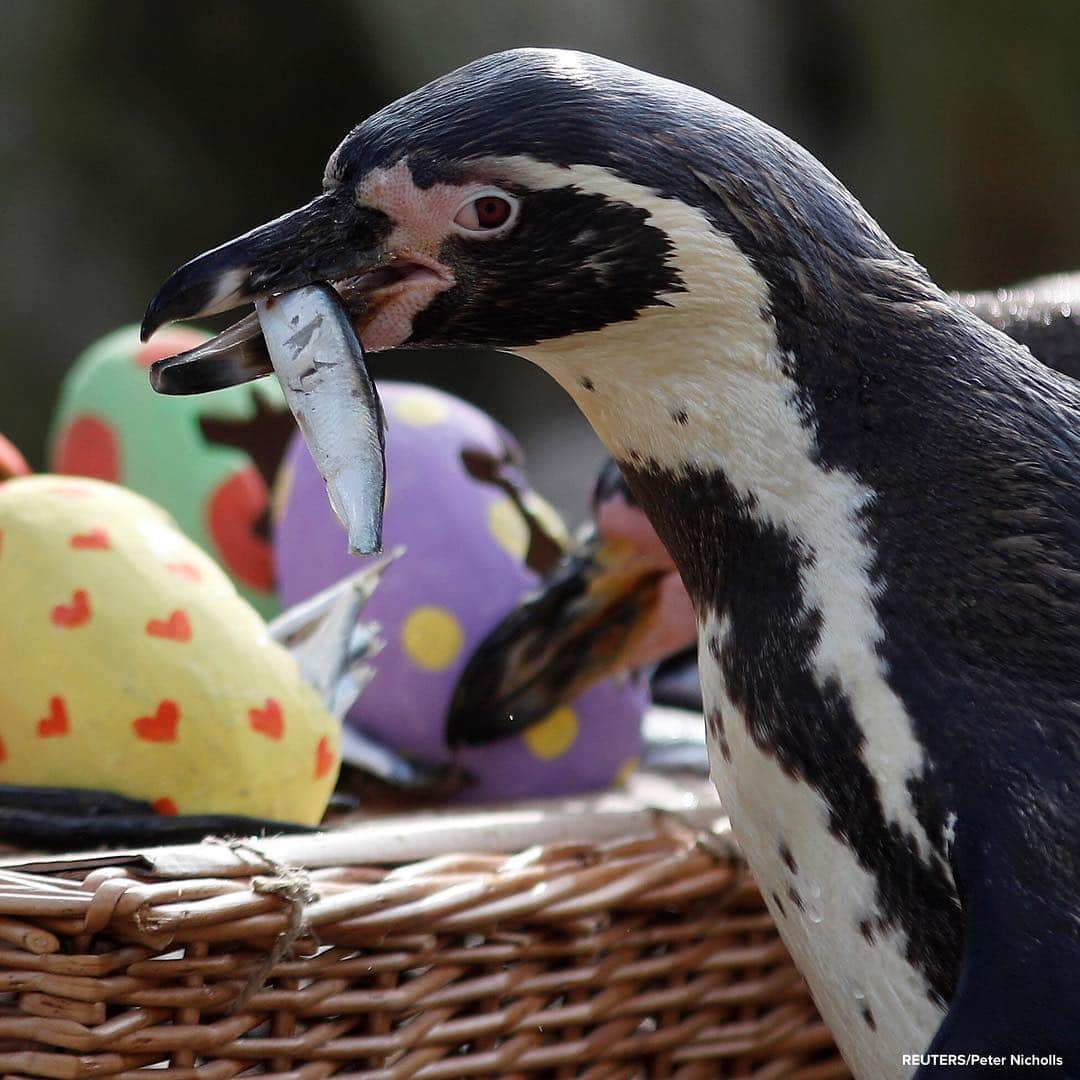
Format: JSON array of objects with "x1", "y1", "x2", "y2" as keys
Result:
[
  {"x1": 141, "y1": 193, "x2": 393, "y2": 394},
  {"x1": 446, "y1": 536, "x2": 675, "y2": 746}
]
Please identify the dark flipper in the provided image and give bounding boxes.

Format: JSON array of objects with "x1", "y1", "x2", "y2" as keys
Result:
[
  {"x1": 917, "y1": 849, "x2": 1079, "y2": 1078},
  {"x1": 917, "y1": 952, "x2": 1077, "y2": 1077}
]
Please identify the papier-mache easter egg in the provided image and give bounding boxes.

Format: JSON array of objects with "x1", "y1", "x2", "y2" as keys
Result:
[
  {"x1": 0, "y1": 433, "x2": 30, "y2": 481},
  {"x1": 0, "y1": 476, "x2": 339, "y2": 824},
  {"x1": 275, "y1": 383, "x2": 646, "y2": 800},
  {"x1": 49, "y1": 326, "x2": 295, "y2": 618}
]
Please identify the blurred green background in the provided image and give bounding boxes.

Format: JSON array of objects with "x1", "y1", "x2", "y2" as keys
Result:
[{"x1": 3, "y1": 0, "x2": 1079, "y2": 519}]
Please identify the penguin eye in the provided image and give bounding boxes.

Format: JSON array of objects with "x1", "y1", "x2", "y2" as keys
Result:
[{"x1": 453, "y1": 190, "x2": 519, "y2": 235}]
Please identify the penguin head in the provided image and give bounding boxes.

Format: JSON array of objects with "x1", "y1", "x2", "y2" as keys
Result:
[{"x1": 142, "y1": 47, "x2": 907, "y2": 383}]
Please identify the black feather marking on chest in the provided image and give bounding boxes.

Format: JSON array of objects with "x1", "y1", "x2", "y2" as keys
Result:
[
  {"x1": 620, "y1": 459, "x2": 963, "y2": 1005},
  {"x1": 761, "y1": 289, "x2": 1080, "y2": 958}
]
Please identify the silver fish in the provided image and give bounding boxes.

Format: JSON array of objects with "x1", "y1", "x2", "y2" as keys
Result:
[{"x1": 256, "y1": 283, "x2": 386, "y2": 555}]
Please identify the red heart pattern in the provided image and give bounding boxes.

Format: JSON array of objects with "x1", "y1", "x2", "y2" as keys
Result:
[
  {"x1": 70, "y1": 528, "x2": 110, "y2": 550},
  {"x1": 51, "y1": 589, "x2": 91, "y2": 628},
  {"x1": 248, "y1": 698, "x2": 284, "y2": 740},
  {"x1": 134, "y1": 700, "x2": 180, "y2": 742},
  {"x1": 146, "y1": 610, "x2": 192, "y2": 642},
  {"x1": 12, "y1": 501, "x2": 326, "y2": 804},
  {"x1": 37, "y1": 696, "x2": 69, "y2": 737},
  {"x1": 314, "y1": 736, "x2": 336, "y2": 779}
]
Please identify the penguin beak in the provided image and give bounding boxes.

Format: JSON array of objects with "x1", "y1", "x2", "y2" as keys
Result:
[
  {"x1": 141, "y1": 193, "x2": 393, "y2": 394},
  {"x1": 446, "y1": 537, "x2": 672, "y2": 746}
]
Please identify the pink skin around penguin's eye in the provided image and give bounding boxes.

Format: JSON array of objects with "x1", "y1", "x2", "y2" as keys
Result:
[{"x1": 453, "y1": 192, "x2": 517, "y2": 233}]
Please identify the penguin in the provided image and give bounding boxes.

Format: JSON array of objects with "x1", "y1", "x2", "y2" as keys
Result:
[{"x1": 141, "y1": 50, "x2": 1080, "y2": 1078}]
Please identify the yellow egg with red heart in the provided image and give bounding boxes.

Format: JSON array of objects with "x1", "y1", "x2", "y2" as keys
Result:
[{"x1": 0, "y1": 475, "x2": 339, "y2": 824}]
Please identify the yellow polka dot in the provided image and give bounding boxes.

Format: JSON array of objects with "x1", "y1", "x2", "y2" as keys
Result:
[
  {"x1": 391, "y1": 393, "x2": 449, "y2": 427},
  {"x1": 524, "y1": 706, "x2": 579, "y2": 759},
  {"x1": 487, "y1": 498, "x2": 529, "y2": 560},
  {"x1": 401, "y1": 606, "x2": 465, "y2": 671},
  {"x1": 615, "y1": 757, "x2": 639, "y2": 786}
]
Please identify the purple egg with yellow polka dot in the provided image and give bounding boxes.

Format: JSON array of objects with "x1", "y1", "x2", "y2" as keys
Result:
[{"x1": 274, "y1": 382, "x2": 646, "y2": 800}]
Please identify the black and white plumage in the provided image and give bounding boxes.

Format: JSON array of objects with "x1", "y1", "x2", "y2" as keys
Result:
[
  {"x1": 456, "y1": 274, "x2": 1080, "y2": 723},
  {"x1": 143, "y1": 50, "x2": 1080, "y2": 1078}
]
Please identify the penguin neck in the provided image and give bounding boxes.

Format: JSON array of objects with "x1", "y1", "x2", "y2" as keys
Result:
[
  {"x1": 531, "y1": 331, "x2": 788, "y2": 504},
  {"x1": 517, "y1": 222, "x2": 848, "y2": 621},
  {"x1": 539, "y1": 343, "x2": 836, "y2": 611},
  {"x1": 516, "y1": 211, "x2": 798, "y2": 568}
]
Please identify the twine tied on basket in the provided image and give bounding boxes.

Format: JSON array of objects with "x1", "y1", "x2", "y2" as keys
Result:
[
  {"x1": 207, "y1": 838, "x2": 319, "y2": 1013},
  {"x1": 654, "y1": 808, "x2": 741, "y2": 860}
]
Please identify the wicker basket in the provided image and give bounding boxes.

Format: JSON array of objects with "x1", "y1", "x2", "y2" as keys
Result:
[{"x1": 0, "y1": 774, "x2": 847, "y2": 1078}]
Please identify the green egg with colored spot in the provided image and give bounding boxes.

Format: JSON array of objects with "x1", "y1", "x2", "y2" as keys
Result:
[{"x1": 49, "y1": 325, "x2": 295, "y2": 618}]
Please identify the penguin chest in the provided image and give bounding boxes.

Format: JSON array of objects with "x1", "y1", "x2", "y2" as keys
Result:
[{"x1": 699, "y1": 652, "x2": 946, "y2": 1080}]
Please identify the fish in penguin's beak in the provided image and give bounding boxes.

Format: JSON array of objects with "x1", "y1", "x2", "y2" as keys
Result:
[
  {"x1": 141, "y1": 193, "x2": 397, "y2": 394},
  {"x1": 141, "y1": 188, "x2": 439, "y2": 554}
]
